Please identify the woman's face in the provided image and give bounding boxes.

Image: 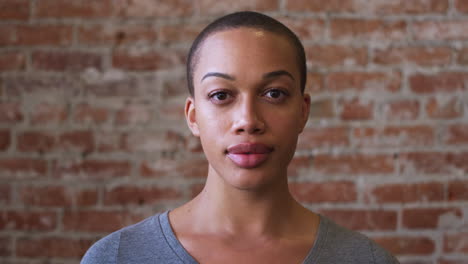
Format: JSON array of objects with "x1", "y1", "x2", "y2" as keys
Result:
[{"x1": 185, "y1": 28, "x2": 310, "y2": 190}]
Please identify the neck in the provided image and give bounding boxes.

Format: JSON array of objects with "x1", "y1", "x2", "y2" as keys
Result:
[{"x1": 179, "y1": 165, "x2": 305, "y2": 237}]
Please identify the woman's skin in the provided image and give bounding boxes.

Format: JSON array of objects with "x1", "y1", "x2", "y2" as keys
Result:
[{"x1": 169, "y1": 27, "x2": 318, "y2": 264}]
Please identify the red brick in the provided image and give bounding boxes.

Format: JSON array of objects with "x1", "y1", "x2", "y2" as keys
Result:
[
  {"x1": 197, "y1": 0, "x2": 278, "y2": 15},
  {"x1": 340, "y1": 98, "x2": 374, "y2": 120},
  {"x1": 287, "y1": 156, "x2": 313, "y2": 177},
  {"x1": 104, "y1": 185, "x2": 181, "y2": 206},
  {"x1": 0, "y1": 130, "x2": 10, "y2": 151},
  {"x1": 438, "y1": 259, "x2": 468, "y2": 264},
  {"x1": 190, "y1": 183, "x2": 205, "y2": 198},
  {"x1": 84, "y1": 74, "x2": 155, "y2": 97},
  {"x1": 160, "y1": 23, "x2": 205, "y2": 44},
  {"x1": 306, "y1": 45, "x2": 367, "y2": 67},
  {"x1": 95, "y1": 131, "x2": 126, "y2": 153},
  {"x1": 278, "y1": 17, "x2": 325, "y2": 42},
  {"x1": 36, "y1": 0, "x2": 114, "y2": 18},
  {"x1": 0, "y1": 26, "x2": 15, "y2": 46},
  {"x1": 403, "y1": 208, "x2": 462, "y2": 229},
  {"x1": 313, "y1": 154, "x2": 394, "y2": 174},
  {"x1": 368, "y1": 182, "x2": 444, "y2": 203},
  {"x1": 0, "y1": 184, "x2": 10, "y2": 204},
  {"x1": 297, "y1": 127, "x2": 349, "y2": 149},
  {"x1": 20, "y1": 185, "x2": 98, "y2": 207},
  {"x1": 353, "y1": 125, "x2": 434, "y2": 147},
  {"x1": 374, "y1": 236, "x2": 435, "y2": 255},
  {"x1": 0, "y1": 158, "x2": 47, "y2": 178},
  {"x1": 456, "y1": 0, "x2": 468, "y2": 13},
  {"x1": 32, "y1": 51, "x2": 102, "y2": 72},
  {"x1": 63, "y1": 210, "x2": 140, "y2": 232},
  {"x1": 113, "y1": 49, "x2": 185, "y2": 71},
  {"x1": 29, "y1": 102, "x2": 67, "y2": 125},
  {"x1": 374, "y1": 46, "x2": 452, "y2": 66},
  {"x1": 17, "y1": 131, "x2": 55, "y2": 153},
  {"x1": 124, "y1": 131, "x2": 185, "y2": 153},
  {"x1": 458, "y1": 47, "x2": 468, "y2": 64},
  {"x1": 0, "y1": 25, "x2": 73, "y2": 46},
  {"x1": 53, "y1": 159, "x2": 131, "y2": 179},
  {"x1": 5, "y1": 75, "x2": 79, "y2": 97},
  {"x1": 73, "y1": 103, "x2": 109, "y2": 124},
  {"x1": 306, "y1": 72, "x2": 324, "y2": 94},
  {"x1": 159, "y1": 101, "x2": 186, "y2": 122},
  {"x1": 59, "y1": 130, "x2": 94, "y2": 154},
  {"x1": 16, "y1": 237, "x2": 93, "y2": 258},
  {"x1": 115, "y1": 104, "x2": 152, "y2": 125},
  {"x1": 290, "y1": 181, "x2": 357, "y2": 203},
  {"x1": 366, "y1": 0, "x2": 448, "y2": 14},
  {"x1": 0, "y1": 102, "x2": 23, "y2": 124},
  {"x1": 383, "y1": 100, "x2": 420, "y2": 120},
  {"x1": 140, "y1": 157, "x2": 208, "y2": 178},
  {"x1": 327, "y1": 71, "x2": 401, "y2": 93},
  {"x1": 444, "y1": 124, "x2": 468, "y2": 145},
  {"x1": 413, "y1": 21, "x2": 468, "y2": 41},
  {"x1": 116, "y1": 0, "x2": 194, "y2": 17},
  {"x1": 0, "y1": 236, "x2": 12, "y2": 256},
  {"x1": 426, "y1": 96, "x2": 463, "y2": 119},
  {"x1": 448, "y1": 180, "x2": 468, "y2": 201},
  {"x1": 320, "y1": 210, "x2": 397, "y2": 231},
  {"x1": 308, "y1": 99, "x2": 334, "y2": 119},
  {"x1": 0, "y1": 51, "x2": 26, "y2": 71},
  {"x1": 0, "y1": 211, "x2": 56, "y2": 231},
  {"x1": 331, "y1": 19, "x2": 407, "y2": 41},
  {"x1": 444, "y1": 232, "x2": 468, "y2": 253},
  {"x1": 288, "y1": 0, "x2": 447, "y2": 14},
  {"x1": 79, "y1": 24, "x2": 158, "y2": 45},
  {"x1": 160, "y1": 73, "x2": 188, "y2": 99},
  {"x1": 400, "y1": 152, "x2": 468, "y2": 174},
  {"x1": 409, "y1": 72, "x2": 468, "y2": 93},
  {"x1": 286, "y1": 0, "x2": 355, "y2": 12},
  {"x1": 0, "y1": 0, "x2": 29, "y2": 20}
]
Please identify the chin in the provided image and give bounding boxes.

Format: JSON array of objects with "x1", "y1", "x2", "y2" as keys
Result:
[{"x1": 222, "y1": 167, "x2": 284, "y2": 191}]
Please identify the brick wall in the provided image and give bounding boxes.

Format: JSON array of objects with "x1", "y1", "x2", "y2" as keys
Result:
[{"x1": 1, "y1": 0, "x2": 467, "y2": 263}]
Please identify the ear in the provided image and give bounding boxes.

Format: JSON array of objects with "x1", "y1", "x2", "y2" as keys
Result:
[
  {"x1": 298, "y1": 93, "x2": 310, "y2": 133},
  {"x1": 185, "y1": 96, "x2": 200, "y2": 137}
]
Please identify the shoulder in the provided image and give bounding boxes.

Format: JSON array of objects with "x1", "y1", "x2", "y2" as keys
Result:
[
  {"x1": 81, "y1": 213, "x2": 163, "y2": 264},
  {"x1": 311, "y1": 215, "x2": 399, "y2": 264},
  {"x1": 81, "y1": 230, "x2": 121, "y2": 264}
]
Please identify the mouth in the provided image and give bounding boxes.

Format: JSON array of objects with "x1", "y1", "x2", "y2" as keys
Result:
[{"x1": 226, "y1": 143, "x2": 273, "y2": 169}]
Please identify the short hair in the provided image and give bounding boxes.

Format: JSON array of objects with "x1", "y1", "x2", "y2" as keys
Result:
[{"x1": 186, "y1": 11, "x2": 307, "y2": 97}]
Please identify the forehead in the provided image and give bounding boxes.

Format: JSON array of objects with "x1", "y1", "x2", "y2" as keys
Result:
[{"x1": 193, "y1": 28, "x2": 299, "y2": 86}]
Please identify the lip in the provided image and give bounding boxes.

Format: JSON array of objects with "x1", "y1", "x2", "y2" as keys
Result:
[{"x1": 226, "y1": 143, "x2": 273, "y2": 169}]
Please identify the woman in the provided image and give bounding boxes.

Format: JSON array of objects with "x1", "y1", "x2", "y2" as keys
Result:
[{"x1": 82, "y1": 11, "x2": 399, "y2": 264}]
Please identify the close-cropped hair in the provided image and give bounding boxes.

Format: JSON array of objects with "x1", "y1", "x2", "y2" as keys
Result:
[{"x1": 186, "y1": 11, "x2": 307, "y2": 97}]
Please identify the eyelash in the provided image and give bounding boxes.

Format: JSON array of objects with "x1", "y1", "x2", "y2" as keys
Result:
[
  {"x1": 262, "y1": 88, "x2": 289, "y2": 102},
  {"x1": 207, "y1": 88, "x2": 289, "y2": 104},
  {"x1": 208, "y1": 90, "x2": 233, "y2": 104}
]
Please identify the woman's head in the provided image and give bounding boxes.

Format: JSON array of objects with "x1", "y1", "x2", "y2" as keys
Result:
[
  {"x1": 187, "y1": 11, "x2": 307, "y2": 97},
  {"x1": 185, "y1": 12, "x2": 310, "y2": 190}
]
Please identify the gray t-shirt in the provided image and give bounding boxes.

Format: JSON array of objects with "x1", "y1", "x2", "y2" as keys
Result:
[{"x1": 81, "y1": 211, "x2": 399, "y2": 264}]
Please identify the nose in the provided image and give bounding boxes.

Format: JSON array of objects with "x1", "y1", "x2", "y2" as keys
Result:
[{"x1": 231, "y1": 97, "x2": 265, "y2": 135}]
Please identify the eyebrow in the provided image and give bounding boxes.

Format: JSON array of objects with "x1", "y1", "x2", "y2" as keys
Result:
[
  {"x1": 201, "y1": 72, "x2": 235, "y2": 82},
  {"x1": 200, "y1": 70, "x2": 295, "y2": 83},
  {"x1": 263, "y1": 70, "x2": 295, "y2": 81}
]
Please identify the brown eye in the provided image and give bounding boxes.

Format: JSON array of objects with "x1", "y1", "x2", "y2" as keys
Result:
[
  {"x1": 208, "y1": 91, "x2": 232, "y2": 104},
  {"x1": 266, "y1": 89, "x2": 282, "y2": 99},
  {"x1": 263, "y1": 88, "x2": 288, "y2": 102},
  {"x1": 213, "y1": 92, "x2": 228, "y2": 100}
]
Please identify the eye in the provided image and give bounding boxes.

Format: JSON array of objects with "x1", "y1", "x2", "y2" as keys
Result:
[
  {"x1": 208, "y1": 91, "x2": 232, "y2": 104},
  {"x1": 263, "y1": 88, "x2": 288, "y2": 102}
]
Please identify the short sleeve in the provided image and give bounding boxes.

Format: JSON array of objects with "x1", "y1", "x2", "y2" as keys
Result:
[{"x1": 81, "y1": 231, "x2": 121, "y2": 264}]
